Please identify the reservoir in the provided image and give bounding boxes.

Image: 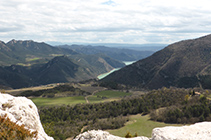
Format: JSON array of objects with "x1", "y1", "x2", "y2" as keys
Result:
[{"x1": 97, "y1": 61, "x2": 136, "y2": 80}]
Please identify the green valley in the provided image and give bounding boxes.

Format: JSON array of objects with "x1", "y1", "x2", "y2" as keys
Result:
[
  {"x1": 26, "y1": 84, "x2": 132, "y2": 106},
  {"x1": 31, "y1": 96, "x2": 86, "y2": 106},
  {"x1": 11, "y1": 81, "x2": 211, "y2": 139}
]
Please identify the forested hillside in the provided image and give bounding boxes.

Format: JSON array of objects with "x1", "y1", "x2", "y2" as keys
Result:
[
  {"x1": 102, "y1": 34, "x2": 211, "y2": 89},
  {"x1": 0, "y1": 40, "x2": 77, "y2": 66},
  {"x1": 0, "y1": 55, "x2": 124, "y2": 89}
]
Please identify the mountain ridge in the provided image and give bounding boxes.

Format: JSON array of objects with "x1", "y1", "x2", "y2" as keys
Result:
[
  {"x1": 0, "y1": 39, "x2": 78, "y2": 66},
  {"x1": 58, "y1": 44, "x2": 154, "y2": 61},
  {"x1": 0, "y1": 55, "x2": 125, "y2": 89},
  {"x1": 0, "y1": 39, "x2": 159, "y2": 89},
  {"x1": 102, "y1": 34, "x2": 211, "y2": 89}
]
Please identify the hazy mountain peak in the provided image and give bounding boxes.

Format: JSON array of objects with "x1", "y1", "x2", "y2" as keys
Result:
[
  {"x1": 0, "y1": 40, "x2": 6, "y2": 44},
  {"x1": 7, "y1": 39, "x2": 34, "y2": 44},
  {"x1": 0, "y1": 40, "x2": 11, "y2": 52}
]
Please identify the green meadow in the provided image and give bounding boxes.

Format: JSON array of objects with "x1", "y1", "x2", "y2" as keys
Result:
[
  {"x1": 107, "y1": 114, "x2": 182, "y2": 138},
  {"x1": 95, "y1": 90, "x2": 131, "y2": 98},
  {"x1": 26, "y1": 57, "x2": 41, "y2": 62},
  {"x1": 31, "y1": 90, "x2": 132, "y2": 106},
  {"x1": 88, "y1": 90, "x2": 132, "y2": 103},
  {"x1": 31, "y1": 96, "x2": 86, "y2": 106}
]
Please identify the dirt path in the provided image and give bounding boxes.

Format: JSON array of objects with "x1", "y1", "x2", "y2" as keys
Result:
[
  {"x1": 85, "y1": 95, "x2": 90, "y2": 103},
  {"x1": 84, "y1": 88, "x2": 107, "y2": 103}
]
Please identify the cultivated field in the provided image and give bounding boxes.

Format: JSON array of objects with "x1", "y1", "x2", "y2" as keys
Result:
[
  {"x1": 88, "y1": 90, "x2": 132, "y2": 103},
  {"x1": 31, "y1": 90, "x2": 132, "y2": 106},
  {"x1": 31, "y1": 96, "x2": 86, "y2": 106}
]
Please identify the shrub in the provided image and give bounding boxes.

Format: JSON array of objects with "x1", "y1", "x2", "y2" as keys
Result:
[
  {"x1": 125, "y1": 132, "x2": 132, "y2": 138},
  {"x1": 0, "y1": 114, "x2": 37, "y2": 140}
]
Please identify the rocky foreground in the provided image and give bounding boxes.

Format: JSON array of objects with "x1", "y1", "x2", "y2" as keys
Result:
[
  {"x1": 74, "y1": 122, "x2": 211, "y2": 140},
  {"x1": 0, "y1": 92, "x2": 53, "y2": 140},
  {"x1": 1, "y1": 92, "x2": 211, "y2": 140}
]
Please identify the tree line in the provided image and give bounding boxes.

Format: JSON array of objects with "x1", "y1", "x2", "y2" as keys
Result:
[{"x1": 17, "y1": 84, "x2": 90, "y2": 97}]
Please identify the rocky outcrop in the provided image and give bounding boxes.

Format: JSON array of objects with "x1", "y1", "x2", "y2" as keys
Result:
[
  {"x1": 0, "y1": 92, "x2": 53, "y2": 140},
  {"x1": 74, "y1": 130, "x2": 149, "y2": 140},
  {"x1": 152, "y1": 122, "x2": 211, "y2": 140},
  {"x1": 75, "y1": 122, "x2": 211, "y2": 140}
]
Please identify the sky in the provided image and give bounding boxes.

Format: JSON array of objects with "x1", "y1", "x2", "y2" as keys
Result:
[{"x1": 0, "y1": 0, "x2": 211, "y2": 45}]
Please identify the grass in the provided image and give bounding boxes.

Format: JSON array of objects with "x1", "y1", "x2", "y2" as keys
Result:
[
  {"x1": 31, "y1": 90, "x2": 132, "y2": 106},
  {"x1": 88, "y1": 96, "x2": 119, "y2": 104},
  {"x1": 95, "y1": 90, "x2": 131, "y2": 98},
  {"x1": 26, "y1": 57, "x2": 41, "y2": 62},
  {"x1": 88, "y1": 90, "x2": 132, "y2": 104},
  {"x1": 50, "y1": 54, "x2": 64, "y2": 57},
  {"x1": 107, "y1": 114, "x2": 182, "y2": 138},
  {"x1": 31, "y1": 96, "x2": 86, "y2": 106},
  {"x1": 6, "y1": 84, "x2": 56, "y2": 96},
  {"x1": 16, "y1": 63, "x2": 31, "y2": 66}
]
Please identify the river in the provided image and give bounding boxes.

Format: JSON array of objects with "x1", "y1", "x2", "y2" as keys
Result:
[{"x1": 97, "y1": 61, "x2": 136, "y2": 80}]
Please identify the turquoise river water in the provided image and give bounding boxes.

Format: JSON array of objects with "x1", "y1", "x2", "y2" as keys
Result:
[{"x1": 97, "y1": 61, "x2": 136, "y2": 80}]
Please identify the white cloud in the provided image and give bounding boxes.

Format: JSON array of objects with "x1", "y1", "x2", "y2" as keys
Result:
[{"x1": 0, "y1": 0, "x2": 211, "y2": 44}]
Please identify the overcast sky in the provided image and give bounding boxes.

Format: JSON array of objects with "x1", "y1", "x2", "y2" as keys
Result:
[{"x1": 0, "y1": 0, "x2": 211, "y2": 45}]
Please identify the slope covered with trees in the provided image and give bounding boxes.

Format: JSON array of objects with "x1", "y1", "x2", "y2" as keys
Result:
[
  {"x1": 0, "y1": 40, "x2": 77, "y2": 66},
  {"x1": 102, "y1": 34, "x2": 211, "y2": 89},
  {"x1": 0, "y1": 55, "x2": 125, "y2": 89}
]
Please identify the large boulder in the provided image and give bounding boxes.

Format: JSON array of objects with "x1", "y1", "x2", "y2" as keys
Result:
[
  {"x1": 0, "y1": 92, "x2": 53, "y2": 140},
  {"x1": 74, "y1": 130, "x2": 149, "y2": 140},
  {"x1": 151, "y1": 122, "x2": 211, "y2": 140}
]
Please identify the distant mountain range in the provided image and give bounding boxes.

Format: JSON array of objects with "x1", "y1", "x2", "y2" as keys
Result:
[
  {"x1": 0, "y1": 39, "x2": 154, "y2": 89},
  {"x1": 57, "y1": 44, "x2": 154, "y2": 61},
  {"x1": 0, "y1": 39, "x2": 77, "y2": 66},
  {"x1": 48, "y1": 42, "x2": 166, "y2": 51},
  {"x1": 0, "y1": 55, "x2": 125, "y2": 89},
  {"x1": 102, "y1": 34, "x2": 211, "y2": 89}
]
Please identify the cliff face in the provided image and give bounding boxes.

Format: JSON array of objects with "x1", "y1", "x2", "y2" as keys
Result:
[{"x1": 0, "y1": 93, "x2": 53, "y2": 140}]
